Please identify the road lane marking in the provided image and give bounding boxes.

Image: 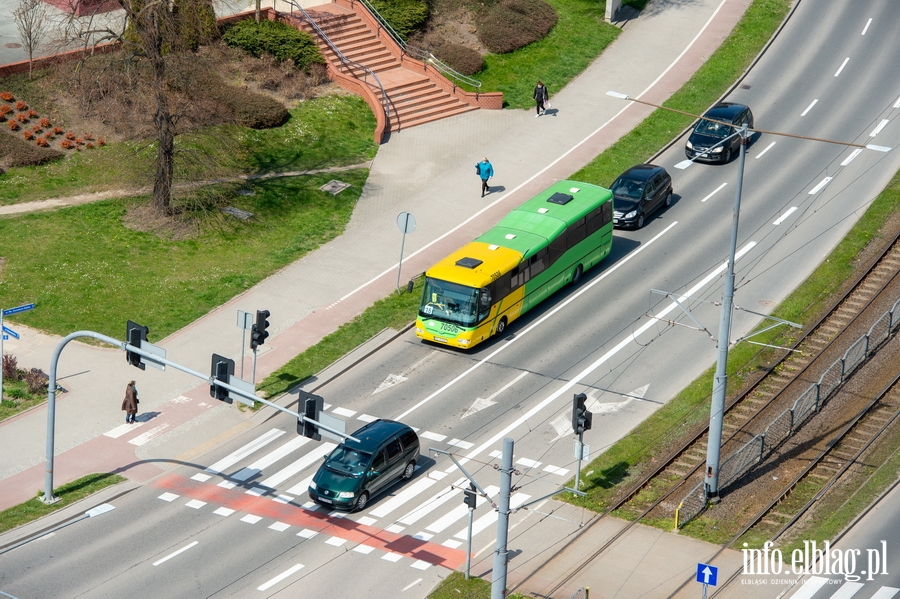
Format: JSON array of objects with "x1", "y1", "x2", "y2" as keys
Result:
[
  {"x1": 398, "y1": 480, "x2": 465, "y2": 526},
  {"x1": 862, "y1": 17, "x2": 872, "y2": 35},
  {"x1": 395, "y1": 221, "x2": 678, "y2": 421},
  {"x1": 842, "y1": 148, "x2": 864, "y2": 166},
  {"x1": 369, "y1": 477, "x2": 437, "y2": 518},
  {"x1": 158, "y1": 492, "x2": 178, "y2": 502},
  {"x1": 895, "y1": 95, "x2": 900, "y2": 109},
  {"x1": 205, "y1": 429, "x2": 285, "y2": 474},
  {"x1": 808, "y1": 177, "x2": 833, "y2": 195},
  {"x1": 403, "y1": 578, "x2": 423, "y2": 591},
  {"x1": 755, "y1": 141, "x2": 775, "y2": 159},
  {"x1": 241, "y1": 514, "x2": 262, "y2": 524},
  {"x1": 257, "y1": 564, "x2": 304, "y2": 592},
  {"x1": 104, "y1": 422, "x2": 143, "y2": 438},
  {"x1": 260, "y1": 442, "x2": 335, "y2": 489},
  {"x1": 701, "y1": 182, "x2": 727, "y2": 203},
  {"x1": 128, "y1": 423, "x2": 170, "y2": 446},
  {"x1": 834, "y1": 57, "x2": 849, "y2": 77},
  {"x1": 185, "y1": 499, "x2": 206, "y2": 509},
  {"x1": 870, "y1": 119, "x2": 890, "y2": 137},
  {"x1": 153, "y1": 541, "x2": 198, "y2": 566},
  {"x1": 800, "y1": 99, "x2": 818, "y2": 116},
  {"x1": 411, "y1": 560, "x2": 431, "y2": 570},
  {"x1": 232, "y1": 436, "x2": 310, "y2": 481},
  {"x1": 772, "y1": 207, "x2": 797, "y2": 226}
]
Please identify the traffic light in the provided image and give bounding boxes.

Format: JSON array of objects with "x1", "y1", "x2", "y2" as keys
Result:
[
  {"x1": 463, "y1": 483, "x2": 477, "y2": 509},
  {"x1": 210, "y1": 353, "x2": 235, "y2": 403},
  {"x1": 572, "y1": 392, "x2": 592, "y2": 435},
  {"x1": 126, "y1": 320, "x2": 149, "y2": 370},
  {"x1": 298, "y1": 390, "x2": 323, "y2": 440},
  {"x1": 251, "y1": 309, "x2": 270, "y2": 350}
]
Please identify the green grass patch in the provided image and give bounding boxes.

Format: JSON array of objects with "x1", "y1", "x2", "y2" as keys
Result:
[
  {"x1": 471, "y1": 0, "x2": 620, "y2": 109},
  {"x1": 426, "y1": 571, "x2": 530, "y2": 599},
  {"x1": 0, "y1": 473, "x2": 126, "y2": 535},
  {"x1": 258, "y1": 279, "x2": 424, "y2": 399},
  {"x1": 0, "y1": 95, "x2": 377, "y2": 205},
  {"x1": 0, "y1": 381, "x2": 47, "y2": 421}
]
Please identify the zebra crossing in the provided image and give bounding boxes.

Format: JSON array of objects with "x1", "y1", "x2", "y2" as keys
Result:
[
  {"x1": 787, "y1": 576, "x2": 899, "y2": 598},
  {"x1": 149, "y1": 416, "x2": 573, "y2": 584}
]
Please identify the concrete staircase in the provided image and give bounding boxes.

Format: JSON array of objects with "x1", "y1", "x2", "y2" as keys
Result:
[{"x1": 299, "y1": 4, "x2": 479, "y2": 135}]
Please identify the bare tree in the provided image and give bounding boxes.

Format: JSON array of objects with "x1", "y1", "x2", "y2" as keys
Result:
[{"x1": 13, "y1": 0, "x2": 49, "y2": 79}]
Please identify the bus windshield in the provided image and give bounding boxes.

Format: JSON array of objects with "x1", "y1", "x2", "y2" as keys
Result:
[{"x1": 419, "y1": 277, "x2": 481, "y2": 327}]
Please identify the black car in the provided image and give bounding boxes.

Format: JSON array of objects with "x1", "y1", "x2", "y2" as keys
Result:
[
  {"x1": 684, "y1": 102, "x2": 754, "y2": 163},
  {"x1": 611, "y1": 164, "x2": 673, "y2": 229}
]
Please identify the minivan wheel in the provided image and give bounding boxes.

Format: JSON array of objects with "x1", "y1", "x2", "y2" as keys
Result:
[
  {"x1": 354, "y1": 491, "x2": 369, "y2": 512},
  {"x1": 665, "y1": 190, "x2": 673, "y2": 207},
  {"x1": 636, "y1": 213, "x2": 645, "y2": 229},
  {"x1": 402, "y1": 461, "x2": 416, "y2": 480}
]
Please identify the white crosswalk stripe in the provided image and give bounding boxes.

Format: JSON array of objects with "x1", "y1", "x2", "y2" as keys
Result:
[{"x1": 205, "y1": 429, "x2": 285, "y2": 474}]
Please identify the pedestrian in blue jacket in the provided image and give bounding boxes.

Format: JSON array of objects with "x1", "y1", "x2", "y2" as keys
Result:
[{"x1": 476, "y1": 157, "x2": 493, "y2": 197}]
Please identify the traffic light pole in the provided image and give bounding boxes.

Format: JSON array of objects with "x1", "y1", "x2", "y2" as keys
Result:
[
  {"x1": 41, "y1": 330, "x2": 355, "y2": 504},
  {"x1": 575, "y1": 431, "x2": 584, "y2": 491}
]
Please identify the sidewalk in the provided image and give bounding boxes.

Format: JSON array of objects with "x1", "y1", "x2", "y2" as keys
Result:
[{"x1": 1, "y1": 0, "x2": 752, "y2": 593}]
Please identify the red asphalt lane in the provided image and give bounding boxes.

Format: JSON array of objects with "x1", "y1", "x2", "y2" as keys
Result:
[{"x1": 153, "y1": 472, "x2": 468, "y2": 570}]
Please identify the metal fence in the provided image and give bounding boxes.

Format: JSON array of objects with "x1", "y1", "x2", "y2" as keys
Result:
[{"x1": 675, "y1": 297, "x2": 900, "y2": 527}]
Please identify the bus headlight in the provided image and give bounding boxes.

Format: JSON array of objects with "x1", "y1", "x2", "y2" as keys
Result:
[
  {"x1": 415, "y1": 327, "x2": 423, "y2": 334},
  {"x1": 457, "y1": 338, "x2": 470, "y2": 346}
]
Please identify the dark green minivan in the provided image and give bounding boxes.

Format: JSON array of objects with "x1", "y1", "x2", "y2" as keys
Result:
[{"x1": 308, "y1": 419, "x2": 420, "y2": 511}]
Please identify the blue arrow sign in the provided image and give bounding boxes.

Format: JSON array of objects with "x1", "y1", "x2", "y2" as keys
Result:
[
  {"x1": 2, "y1": 303, "x2": 35, "y2": 316},
  {"x1": 2, "y1": 326, "x2": 19, "y2": 340},
  {"x1": 697, "y1": 563, "x2": 718, "y2": 586},
  {"x1": 2, "y1": 335, "x2": 7, "y2": 341}
]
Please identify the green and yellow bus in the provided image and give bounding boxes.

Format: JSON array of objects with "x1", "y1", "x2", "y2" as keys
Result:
[{"x1": 415, "y1": 180, "x2": 614, "y2": 349}]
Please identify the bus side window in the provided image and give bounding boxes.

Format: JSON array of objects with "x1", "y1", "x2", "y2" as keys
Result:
[
  {"x1": 602, "y1": 201, "x2": 612, "y2": 225},
  {"x1": 549, "y1": 235, "x2": 566, "y2": 266},
  {"x1": 585, "y1": 206, "x2": 604, "y2": 236},
  {"x1": 530, "y1": 248, "x2": 548, "y2": 276},
  {"x1": 567, "y1": 216, "x2": 587, "y2": 249},
  {"x1": 495, "y1": 271, "x2": 512, "y2": 298}
]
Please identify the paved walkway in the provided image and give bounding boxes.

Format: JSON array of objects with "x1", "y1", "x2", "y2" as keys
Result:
[{"x1": 1, "y1": 0, "x2": 756, "y2": 596}]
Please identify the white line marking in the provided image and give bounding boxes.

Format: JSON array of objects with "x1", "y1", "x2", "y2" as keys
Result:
[
  {"x1": 516, "y1": 458, "x2": 542, "y2": 468},
  {"x1": 382, "y1": 553, "x2": 403, "y2": 562},
  {"x1": 895, "y1": 95, "x2": 900, "y2": 109},
  {"x1": 257, "y1": 564, "x2": 304, "y2": 591},
  {"x1": 332, "y1": 407, "x2": 356, "y2": 417},
  {"x1": 861, "y1": 17, "x2": 872, "y2": 35},
  {"x1": 808, "y1": 177, "x2": 833, "y2": 195},
  {"x1": 834, "y1": 57, "x2": 849, "y2": 77},
  {"x1": 354, "y1": 545, "x2": 376, "y2": 554},
  {"x1": 158, "y1": 492, "x2": 178, "y2": 502},
  {"x1": 205, "y1": 429, "x2": 285, "y2": 474},
  {"x1": 800, "y1": 99, "x2": 818, "y2": 116},
  {"x1": 241, "y1": 514, "x2": 262, "y2": 524},
  {"x1": 214, "y1": 507, "x2": 234, "y2": 517},
  {"x1": 369, "y1": 477, "x2": 437, "y2": 518},
  {"x1": 447, "y1": 439, "x2": 474, "y2": 449},
  {"x1": 411, "y1": 560, "x2": 431, "y2": 570},
  {"x1": 153, "y1": 541, "x2": 198, "y2": 566},
  {"x1": 357, "y1": 413, "x2": 378, "y2": 422},
  {"x1": 772, "y1": 207, "x2": 797, "y2": 226},
  {"x1": 233, "y1": 436, "x2": 311, "y2": 481},
  {"x1": 395, "y1": 221, "x2": 679, "y2": 421},
  {"x1": 297, "y1": 529, "x2": 317, "y2": 539},
  {"x1": 104, "y1": 423, "x2": 141, "y2": 438},
  {"x1": 191, "y1": 473, "x2": 211, "y2": 482},
  {"x1": 403, "y1": 578, "x2": 424, "y2": 591},
  {"x1": 261, "y1": 442, "x2": 335, "y2": 490},
  {"x1": 420, "y1": 431, "x2": 447, "y2": 442},
  {"x1": 842, "y1": 148, "x2": 864, "y2": 166},
  {"x1": 870, "y1": 119, "x2": 890, "y2": 137},
  {"x1": 442, "y1": 539, "x2": 462, "y2": 549},
  {"x1": 185, "y1": 499, "x2": 206, "y2": 509},
  {"x1": 701, "y1": 182, "x2": 727, "y2": 203},
  {"x1": 755, "y1": 141, "x2": 775, "y2": 159},
  {"x1": 398, "y1": 481, "x2": 466, "y2": 526},
  {"x1": 129, "y1": 424, "x2": 170, "y2": 446},
  {"x1": 544, "y1": 465, "x2": 570, "y2": 476},
  {"x1": 870, "y1": 587, "x2": 900, "y2": 599},
  {"x1": 775, "y1": 577, "x2": 828, "y2": 599},
  {"x1": 269, "y1": 522, "x2": 290, "y2": 532},
  {"x1": 830, "y1": 582, "x2": 863, "y2": 598}
]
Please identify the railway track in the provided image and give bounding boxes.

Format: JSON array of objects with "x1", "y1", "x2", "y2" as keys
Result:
[{"x1": 512, "y1": 226, "x2": 900, "y2": 597}]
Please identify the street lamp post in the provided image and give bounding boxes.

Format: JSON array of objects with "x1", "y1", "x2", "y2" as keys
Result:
[{"x1": 605, "y1": 90, "x2": 891, "y2": 501}]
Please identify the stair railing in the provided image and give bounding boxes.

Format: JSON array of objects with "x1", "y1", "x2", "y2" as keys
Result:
[
  {"x1": 285, "y1": 0, "x2": 391, "y2": 123},
  {"x1": 351, "y1": 0, "x2": 482, "y2": 91}
]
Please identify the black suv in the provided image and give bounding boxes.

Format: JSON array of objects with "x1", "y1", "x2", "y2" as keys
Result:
[
  {"x1": 611, "y1": 164, "x2": 674, "y2": 229},
  {"x1": 685, "y1": 102, "x2": 754, "y2": 163}
]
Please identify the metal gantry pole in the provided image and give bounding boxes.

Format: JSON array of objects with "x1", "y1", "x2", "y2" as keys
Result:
[
  {"x1": 492, "y1": 437, "x2": 514, "y2": 599},
  {"x1": 574, "y1": 431, "x2": 584, "y2": 491},
  {"x1": 465, "y1": 501, "x2": 474, "y2": 580},
  {"x1": 704, "y1": 124, "x2": 748, "y2": 501}
]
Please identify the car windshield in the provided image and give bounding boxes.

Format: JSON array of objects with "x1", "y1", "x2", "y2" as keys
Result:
[
  {"x1": 324, "y1": 446, "x2": 372, "y2": 478},
  {"x1": 610, "y1": 178, "x2": 644, "y2": 200},
  {"x1": 419, "y1": 277, "x2": 481, "y2": 327},
  {"x1": 694, "y1": 118, "x2": 732, "y2": 138}
]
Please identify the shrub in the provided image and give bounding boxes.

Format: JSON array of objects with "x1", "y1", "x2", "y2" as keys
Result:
[
  {"x1": 6, "y1": 388, "x2": 27, "y2": 400},
  {"x1": 27, "y1": 109, "x2": 38, "y2": 118},
  {"x1": 0, "y1": 91, "x2": 13, "y2": 102},
  {"x1": 53, "y1": 126, "x2": 64, "y2": 134},
  {"x1": 14, "y1": 100, "x2": 27, "y2": 111},
  {"x1": 61, "y1": 139, "x2": 75, "y2": 149},
  {"x1": 370, "y1": 0, "x2": 429, "y2": 40},
  {"x1": 2, "y1": 354, "x2": 18, "y2": 381},
  {"x1": 23, "y1": 368, "x2": 47, "y2": 395},
  {"x1": 86, "y1": 142, "x2": 95, "y2": 149},
  {"x1": 45, "y1": 132, "x2": 54, "y2": 140},
  {"x1": 23, "y1": 130, "x2": 34, "y2": 140},
  {"x1": 16, "y1": 113, "x2": 28, "y2": 123},
  {"x1": 475, "y1": 0, "x2": 558, "y2": 54},
  {"x1": 8, "y1": 120, "x2": 18, "y2": 131},
  {"x1": 225, "y1": 87, "x2": 290, "y2": 129},
  {"x1": 0, "y1": 104, "x2": 11, "y2": 116},
  {"x1": 36, "y1": 137, "x2": 49, "y2": 147},
  {"x1": 0, "y1": 135, "x2": 63, "y2": 166},
  {"x1": 97, "y1": 138, "x2": 106, "y2": 146},
  {"x1": 39, "y1": 117, "x2": 51, "y2": 127},
  {"x1": 222, "y1": 19, "x2": 324, "y2": 71},
  {"x1": 65, "y1": 131, "x2": 76, "y2": 140},
  {"x1": 433, "y1": 43, "x2": 484, "y2": 76}
]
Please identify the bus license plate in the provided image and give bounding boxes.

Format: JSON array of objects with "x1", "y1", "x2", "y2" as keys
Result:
[{"x1": 433, "y1": 336, "x2": 447, "y2": 343}]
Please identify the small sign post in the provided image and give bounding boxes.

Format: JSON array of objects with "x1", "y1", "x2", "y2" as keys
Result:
[
  {"x1": 0, "y1": 303, "x2": 35, "y2": 402},
  {"x1": 396, "y1": 212, "x2": 416, "y2": 293},
  {"x1": 696, "y1": 563, "x2": 718, "y2": 599}
]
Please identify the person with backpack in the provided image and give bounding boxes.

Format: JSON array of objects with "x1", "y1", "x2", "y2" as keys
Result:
[{"x1": 476, "y1": 157, "x2": 494, "y2": 197}]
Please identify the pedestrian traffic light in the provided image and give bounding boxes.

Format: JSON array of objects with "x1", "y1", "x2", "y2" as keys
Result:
[
  {"x1": 463, "y1": 482, "x2": 477, "y2": 509},
  {"x1": 572, "y1": 392, "x2": 592, "y2": 435},
  {"x1": 297, "y1": 390, "x2": 323, "y2": 440},
  {"x1": 210, "y1": 353, "x2": 235, "y2": 403},
  {"x1": 251, "y1": 309, "x2": 270, "y2": 350},
  {"x1": 126, "y1": 320, "x2": 149, "y2": 370}
]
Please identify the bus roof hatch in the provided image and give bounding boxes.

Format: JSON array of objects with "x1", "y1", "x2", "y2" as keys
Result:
[
  {"x1": 456, "y1": 257, "x2": 483, "y2": 269},
  {"x1": 546, "y1": 192, "x2": 573, "y2": 205}
]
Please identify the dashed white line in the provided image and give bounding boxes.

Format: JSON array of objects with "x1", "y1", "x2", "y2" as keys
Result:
[
  {"x1": 297, "y1": 529, "x2": 318, "y2": 539},
  {"x1": 800, "y1": 99, "x2": 818, "y2": 116},
  {"x1": 895, "y1": 95, "x2": 900, "y2": 109},
  {"x1": 420, "y1": 431, "x2": 447, "y2": 442},
  {"x1": 834, "y1": 57, "x2": 849, "y2": 77},
  {"x1": 755, "y1": 141, "x2": 775, "y2": 159},
  {"x1": 153, "y1": 541, "x2": 198, "y2": 566},
  {"x1": 808, "y1": 177, "x2": 833, "y2": 195},
  {"x1": 354, "y1": 545, "x2": 376, "y2": 554},
  {"x1": 205, "y1": 429, "x2": 285, "y2": 474},
  {"x1": 773, "y1": 207, "x2": 797, "y2": 226},
  {"x1": 158, "y1": 492, "x2": 179, "y2": 502},
  {"x1": 185, "y1": 499, "x2": 206, "y2": 509},
  {"x1": 861, "y1": 17, "x2": 872, "y2": 35},
  {"x1": 842, "y1": 148, "x2": 864, "y2": 166},
  {"x1": 269, "y1": 522, "x2": 290, "y2": 532},
  {"x1": 214, "y1": 507, "x2": 235, "y2": 517},
  {"x1": 241, "y1": 514, "x2": 262, "y2": 524},
  {"x1": 332, "y1": 407, "x2": 356, "y2": 417},
  {"x1": 382, "y1": 552, "x2": 403, "y2": 562},
  {"x1": 403, "y1": 578, "x2": 423, "y2": 591},
  {"x1": 257, "y1": 564, "x2": 304, "y2": 591},
  {"x1": 870, "y1": 119, "x2": 890, "y2": 137},
  {"x1": 701, "y1": 182, "x2": 727, "y2": 203}
]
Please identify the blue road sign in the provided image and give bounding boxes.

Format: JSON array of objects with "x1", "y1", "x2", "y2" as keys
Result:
[
  {"x1": 2, "y1": 335, "x2": 7, "y2": 341},
  {"x1": 2, "y1": 326, "x2": 19, "y2": 340},
  {"x1": 697, "y1": 563, "x2": 718, "y2": 586},
  {"x1": 2, "y1": 303, "x2": 35, "y2": 317}
]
